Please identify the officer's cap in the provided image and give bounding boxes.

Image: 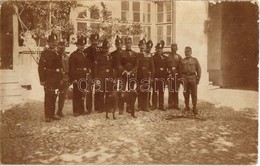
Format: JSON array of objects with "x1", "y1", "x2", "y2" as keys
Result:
[
  {"x1": 90, "y1": 33, "x2": 99, "y2": 41},
  {"x1": 146, "y1": 40, "x2": 153, "y2": 48},
  {"x1": 185, "y1": 46, "x2": 192, "y2": 51},
  {"x1": 171, "y1": 43, "x2": 177, "y2": 47},
  {"x1": 101, "y1": 39, "x2": 110, "y2": 49},
  {"x1": 155, "y1": 40, "x2": 165, "y2": 49},
  {"x1": 47, "y1": 32, "x2": 58, "y2": 43},
  {"x1": 125, "y1": 37, "x2": 132, "y2": 44},
  {"x1": 76, "y1": 35, "x2": 87, "y2": 46},
  {"x1": 115, "y1": 35, "x2": 123, "y2": 46},
  {"x1": 138, "y1": 38, "x2": 146, "y2": 46}
]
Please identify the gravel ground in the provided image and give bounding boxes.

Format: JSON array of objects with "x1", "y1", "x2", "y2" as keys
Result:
[{"x1": 0, "y1": 99, "x2": 258, "y2": 164}]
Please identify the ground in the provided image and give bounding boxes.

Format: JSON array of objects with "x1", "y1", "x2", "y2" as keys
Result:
[{"x1": 0, "y1": 100, "x2": 258, "y2": 164}]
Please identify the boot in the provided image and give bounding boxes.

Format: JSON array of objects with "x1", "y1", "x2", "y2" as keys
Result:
[
  {"x1": 193, "y1": 106, "x2": 198, "y2": 115},
  {"x1": 51, "y1": 115, "x2": 61, "y2": 120},
  {"x1": 57, "y1": 111, "x2": 65, "y2": 117},
  {"x1": 182, "y1": 106, "x2": 190, "y2": 114}
]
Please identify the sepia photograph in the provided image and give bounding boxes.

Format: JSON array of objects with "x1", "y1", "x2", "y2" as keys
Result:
[{"x1": 0, "y1": 0, "x2": 258, "y2": 164}]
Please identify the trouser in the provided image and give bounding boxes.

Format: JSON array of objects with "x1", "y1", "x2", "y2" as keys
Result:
[
  {"x1": 57, "y1": 81, "x2": 69, "y2": 113},
  {"x1": 137, "y1": 78, "x2": 151, "y2": 110},
  {"x1": 183, "y1": 78, "x2": 197, "y2": 108},
  {"x1": 152, "y1": 78, "x2": 166, "y2": 108},
  {"x1": 72, "y1": 82, "x2": 85, "y2": 114},
  {"x1": 168, "y1": 77, "x2": 180, "y2": 107},
  {"x1": 86, "y1": 82, "x2": 93, "y2": 112},
  {"x1": 44, "y1": 86, "x2": 58, "y2": 119}
]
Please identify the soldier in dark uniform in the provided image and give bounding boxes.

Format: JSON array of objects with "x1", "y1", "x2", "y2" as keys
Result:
[
  {"x1": 180, "y1": 46, "x2": 201, "y2": 115},
  {"x1": 56, "y1": 41, "x2": 69, "y2": 117},
  {"x1": 110, "y1": 35, "x2": 124, "y2": 112},
  {"x1": 137, "y1": 39, "x2": 155, "y2": 111},
  {"x1": 84, "y1": 33, "x2": 101, "y2": 112},
  {"x1": 38, "y1": 33, "x2": 62, "y2": 122},
  {"x1": 137, "y1": 38, "x2": 147, "y2": 111},
  {"x1": 118, "y1": 37, "x2": 139, "y2": 118},
  {"x1": 152, "y1": 41, "x2": 168, "y2": 111},
  {"x1": 167, "y1": 43, "x2": 182, "y2": 110},
  {"x1": 69, "y1": 35, "x2": 91, "y2": 116},
  {"x1": 94, "y1": 39, "x2": 117, "y2": 119}
]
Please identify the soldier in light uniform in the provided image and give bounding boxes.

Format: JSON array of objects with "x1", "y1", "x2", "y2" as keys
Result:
[
  {"x1": 94, "y1": 39, "x2": 117, "y2": 119},
  {"x1": 118, "y1": 37, "x2": 139, "y2": 118},
  {"x1": 137, "y1": 39, "x2": 155, "y2": 112},
  {"x1": 84, "y1": 33, "x2": 101, "y2": 113},
  {"x1": 167, "y1": 43, "x2": 182, "y2": 110},
  {"x1": 38, "y1": 33, "x2": 62, "y2": 122},
  {"x1": 69, "y1": 35, "x2": 91, "y2": 116},
  {"x1": 180, "y1": 46, "x2": 201, "y2": 115},
  {"x1": 152, "y1": 41, "x2": 168, "y2": 111},
  {"x1": 56, "y1": 41, "x2": 69, "y2": 117}
]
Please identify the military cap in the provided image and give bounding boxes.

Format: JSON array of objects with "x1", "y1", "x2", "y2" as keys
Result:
[
  {"x1": 171, "y1": 43, "x2": 177, "y2": 47},
  {"x1": 76, "y1": 35, "x2": 87, "y2": 46},
  {"x1": 146, "y1": 39, "x2": 153, "y2": 48},
  {"x1": 57, "y1": 41, "x2": 66, "y2": 47},
  {"x1": 47, "y1": 32, "x2": 58, "y2": 43},
  {"x1": 155, "y1": 40, "x2": 165, "y2": 49},
  {"x1": 138, "y1": 38, "x2": 146, "y2": 46},
  {"x1": 115, "y1": 35, "x2": 123, "y2": 46},
  {"x1": 101, "y1": 39, "x2": 110, "y2": 48},
  {"x1": 125, "y1": 37, "x2": 132, "y2": 44},
  {"x1": 90, "y1": 33, "x2": 99, "y2": 41}
]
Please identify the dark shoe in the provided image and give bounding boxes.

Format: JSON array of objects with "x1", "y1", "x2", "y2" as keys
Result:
[
  {"x1": 193, "y1": 107, "x2": 198, "y2": 115},
  {"x1": 150, "y1": 106, "x2": 156, "y2": 111},
  {"x1": 45, "y1": 118, "x2": 52, "y2": 123},
  {"x1": 57, "y1": 112, "x2": 65, "y2": 117},
  {"x1": 119, "y1": 110, "x2": 123, "y2": 115},
  {"x1": 131, "y1": 113, "x2": 137, "y2": 118},
  {"x1": 74, "y1": 112, "x2": 80, "y2": 117},
  {"x1": 182, "y1": 107, "x2": 190, "y2": 114},
  {"x1": 80, "y1": 111, "x2": 88, "y2": 115},
  {"x1": 143, "y1": 108, "x2": 149, "y2": 112},
  {"x1": 167, "y1": 105, "x2": 174, "y2": 109},
  {"x1": 173, "y1": 106, "x2": 181, "y2": 110},
  {"x1": 51, "y1": 115, "x2": 61, "y2": 120},
  {"x1": 159, "y1": 107, "x2": 166, "y2": 111}
]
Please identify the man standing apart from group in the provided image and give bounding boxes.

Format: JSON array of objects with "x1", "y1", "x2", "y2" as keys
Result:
[{"x1": 180, "y1": 46, "x2": 201, "y2": 116}]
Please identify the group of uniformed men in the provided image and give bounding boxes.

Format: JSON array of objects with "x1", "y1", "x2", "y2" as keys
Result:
[{"x1": 38, "y1": 33, "x2": 201, "y2": 122}]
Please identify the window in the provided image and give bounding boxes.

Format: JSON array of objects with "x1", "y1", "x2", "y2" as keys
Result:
[
  {"x1": 156, "y1": 1, "x2": 173, "y2": 46},
  {"x1": 133, "y1": 2, "x2": 140, "y2": 22},
  {"x1": 147, "y1": 3, "x2": 151, "y2": 23},
  {"x1": 157, "y1": 26, "x2": 163, "y2": 43},
  {"x1": 77, "y1": 22, "x2": 87, "y2": 33},
  {"x1": 144, "y1": 26, "x2": 151, "y2": 39},
  {"x1": 121, "y1": 1, "x2": 129, "y2": 21},
  {"x1": 77, "y1": 8, "x2": 87, "y2": 19},
  {"x1": 133, "y1": 36, "x2": 140, "y2": 46}
]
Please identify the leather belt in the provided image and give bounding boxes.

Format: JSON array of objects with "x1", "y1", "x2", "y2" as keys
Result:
[
  {"x1": 76, "y1": 68, "x2": 88, "y2": 71},
  {"x1": 183, "y1": 73, "x2": 196, "y2": 76},
  {"x1": 45, "y1": 68, "x2": 61, "y2": 72}
]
